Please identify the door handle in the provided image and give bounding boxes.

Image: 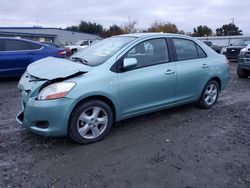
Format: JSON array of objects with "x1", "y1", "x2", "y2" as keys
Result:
[
  {"x1": 165, "y1": 69, "x2": 175, "y2": 75},
  {"x1": 202, "y1": 64, "x2": 209, "y2": 68}
]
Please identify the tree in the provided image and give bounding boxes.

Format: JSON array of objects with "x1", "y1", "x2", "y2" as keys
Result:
[
  {"x1": 147, "y1": 21, "x2": 178, "y2": 33},
  {"x1": 65, "y1": 25, "x2": 78, "y2": 32},
  {"x1": 100, "y1": 24, "x2": 124, "y2": 38},
  {"x1": 78, "y1": 21, "x2": 103, "y2": 34},
  {"x1": 193, "y1": 25, "x2": 212, "y2": 37},
  {"x1": 178, "y1": 30, "x2": 185, "y2": 35},
  {"x1": 109, "y1": 24, "x2": 124, "y2": 35},
  {"x1": 66, "y1": 21, "x2": 103, "y2": 34},
  {"x1": 216, "y1": 23, "x2": 242, "y2": 36},
  {"x1": 122, "y1": 17, "x2": 138, "y2": 34}
]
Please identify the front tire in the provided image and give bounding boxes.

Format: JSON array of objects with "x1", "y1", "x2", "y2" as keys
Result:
[
  {"x1": 237, "y1": 66, "x2": 249, "y2": 78},
  {"x1": 69, "y1": 100, "x2": 113, "y2": 144},
  {"x1": 198, "y1": 80, "x2": 219, "y2": 109}
]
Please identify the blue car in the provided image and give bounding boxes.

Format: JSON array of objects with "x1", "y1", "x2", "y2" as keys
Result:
[{"x1": 0, "y1": 38, "x2": 67, "y2": 77}]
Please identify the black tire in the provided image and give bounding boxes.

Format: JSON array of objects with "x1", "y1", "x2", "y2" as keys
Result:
[
  {"x1": 198, "y1": 80, "x2": 219, "y2": 109},
  {"x1": 69, "y1": 100, "x2": 113, "y2": 144},
  {"x1": 237, "y1": 66, "x2": 249, "y2": 78}
]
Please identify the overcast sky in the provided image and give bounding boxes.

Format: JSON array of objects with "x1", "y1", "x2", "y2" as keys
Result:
[{"x1": 1, "y1": 0, "x2": 250, "y2": 34}]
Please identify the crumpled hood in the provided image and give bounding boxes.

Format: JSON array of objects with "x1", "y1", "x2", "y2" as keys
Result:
[{"x1": 27, "y1": 57, "x2": 92, "y2": 80}]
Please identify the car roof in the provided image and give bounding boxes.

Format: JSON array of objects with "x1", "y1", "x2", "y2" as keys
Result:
[
  {"x1": 0, "y1": 37, "x2": 42, "y2": 44},
  {"x1": 119, "y1": 32, "x2": 193, "y2": 39}
]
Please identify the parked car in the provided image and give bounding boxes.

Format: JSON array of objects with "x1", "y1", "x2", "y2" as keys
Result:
[
  {"x1": 42, "y1": 42, "x2": 71, "y2": 57},
  {"x1": 66, "y1": 40, "x2": 99, "y2": 54},
  {"x1": 203, "y1": 40, "x2": 222, "y2": 54},
  {"x1": 222, "y1": 39, "x2": 250, "y2": 61},
  {"x1": 16, "y1": 33, "x2": 229, "y2": 144},
  {"x1": 0, "y1": 38, "x2": 67, "y2": 77},
  {"x1": 237, "y1": 44, "x2": 250, "y2": 78}
]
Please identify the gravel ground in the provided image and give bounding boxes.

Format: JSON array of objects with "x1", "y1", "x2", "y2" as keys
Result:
[{"x1": 0, "y1": 63, "x2": 250, "y2": 188}]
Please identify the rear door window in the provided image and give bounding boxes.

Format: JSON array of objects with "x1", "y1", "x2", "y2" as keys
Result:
[
  {"x1": 173, "y1": 38, "x2": 199, "y2": 61},
  {"x1": 3, "y1": 40, "x2": 31, "y2": 51}
]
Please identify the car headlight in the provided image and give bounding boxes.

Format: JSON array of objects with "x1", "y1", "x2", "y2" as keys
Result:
[
  {"x1": 38, "y1": 82, "x2": 76, "y2": 100},
  {"x1": 221, "y1": 47, "x2": 227, "y2": 54},
  {"x1": 239, "y1": 49, "x2": 246, "y2": 57}
]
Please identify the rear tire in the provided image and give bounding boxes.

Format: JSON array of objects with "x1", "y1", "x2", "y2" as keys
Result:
[
  {"x1": 237, "y1": 66, "x2": 249, "y2": 78},
  {"x1": 198, "y1": 80, "x2": 219, "y2": 109},
  {"x1": 69, "y1": 100, "x2": 113, "y2": 144}
]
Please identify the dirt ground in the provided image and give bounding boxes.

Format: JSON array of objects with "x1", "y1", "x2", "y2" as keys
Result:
[{"x1": 0, "y1": 63, "x2": 249, "y2": 188}]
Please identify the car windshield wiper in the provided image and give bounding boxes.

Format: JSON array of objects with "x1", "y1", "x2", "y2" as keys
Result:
[{"x1": 71, "y1": 57, "x2": 88, "y2": 65}]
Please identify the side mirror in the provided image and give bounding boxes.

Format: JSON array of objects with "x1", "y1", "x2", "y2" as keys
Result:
[{"x1": 122, "y1": 58, "x2": 138, "y2": 69}]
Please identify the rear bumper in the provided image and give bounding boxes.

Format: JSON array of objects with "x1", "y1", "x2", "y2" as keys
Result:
[{"x1": 16, "y1": 97, "x2": 77, "y2": 137}]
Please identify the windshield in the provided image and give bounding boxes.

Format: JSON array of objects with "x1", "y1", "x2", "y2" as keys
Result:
[
  {"x1": 232, "y1": 40, "x2": 250, "y2": 46},
  {"x1": 71, "y1": 36, "x2": 136, "y2": 66},
  {"x1": 74, "y1": 40, "x2": 84, "y2": 45}
]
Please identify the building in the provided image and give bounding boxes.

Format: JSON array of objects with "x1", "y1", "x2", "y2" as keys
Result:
[{"x1": 0, "y1": 27, "x2": 101, "y2": 46}]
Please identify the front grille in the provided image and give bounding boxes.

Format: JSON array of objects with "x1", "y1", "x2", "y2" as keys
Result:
[{"x1": 227, "y1": 48, "x2": 241, "y2": 55}]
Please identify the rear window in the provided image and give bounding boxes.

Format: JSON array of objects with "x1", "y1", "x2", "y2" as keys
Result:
[{"x1": 28, "y1": 42, "x2": 42, "y2": 50}]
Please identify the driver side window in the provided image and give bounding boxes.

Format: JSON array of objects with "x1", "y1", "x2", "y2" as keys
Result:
[{"x1": 124, "y1": 38, "x2": 169, "y2": 69}]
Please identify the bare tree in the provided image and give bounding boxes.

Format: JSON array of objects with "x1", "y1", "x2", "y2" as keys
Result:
[
  {"x1": 122, "y1": 17, "x2": 138, "y2": 34},
  {"x1": 147, "y1": 21, "x2": 178, "y2": 33}
]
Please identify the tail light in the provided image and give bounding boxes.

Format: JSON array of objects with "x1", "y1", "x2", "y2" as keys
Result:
[
  {"x1": 57, "y1": 50, "x2": 66, "y2": 57},
  {"x1": 65, "y1": 47, "x2": 72, "y2": 57}
]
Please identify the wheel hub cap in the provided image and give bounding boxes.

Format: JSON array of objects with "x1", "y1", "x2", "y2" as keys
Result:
[
  {"x1": 204, "y1": 83, "x2": 218, "y2": 105},
  {"x1": 77, "y1": 106, "x2": 108, "y2": 139}
]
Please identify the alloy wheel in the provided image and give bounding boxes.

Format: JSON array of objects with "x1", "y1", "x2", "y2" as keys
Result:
[
  {"x1": 204, "y1": 83, "x2": 218, "y2": 105},
  {"x1": 77, "y1": 106, "x2": 108, "y2": 139}
]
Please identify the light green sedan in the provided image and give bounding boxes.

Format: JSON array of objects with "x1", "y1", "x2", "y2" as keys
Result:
[{"x1": 17, "y1": 33, "x2": 229, "y2": 144}]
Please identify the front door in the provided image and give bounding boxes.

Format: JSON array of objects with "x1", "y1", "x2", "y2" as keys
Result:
[{"x1": 118, "y1": 38, "x2": 176, "y2": 117}]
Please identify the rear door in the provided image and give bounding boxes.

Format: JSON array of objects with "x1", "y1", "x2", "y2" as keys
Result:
[
  {"x1": 171, "y1": 38, "x2": 210, "y2": 103},
  {"x1": 0, "y1": 39, "x2": 35, "y2": 76}
]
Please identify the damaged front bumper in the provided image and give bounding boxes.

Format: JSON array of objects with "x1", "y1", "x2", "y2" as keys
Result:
[{"x1": 16, "y1": 71, "x2": 78, "y2": 137}]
